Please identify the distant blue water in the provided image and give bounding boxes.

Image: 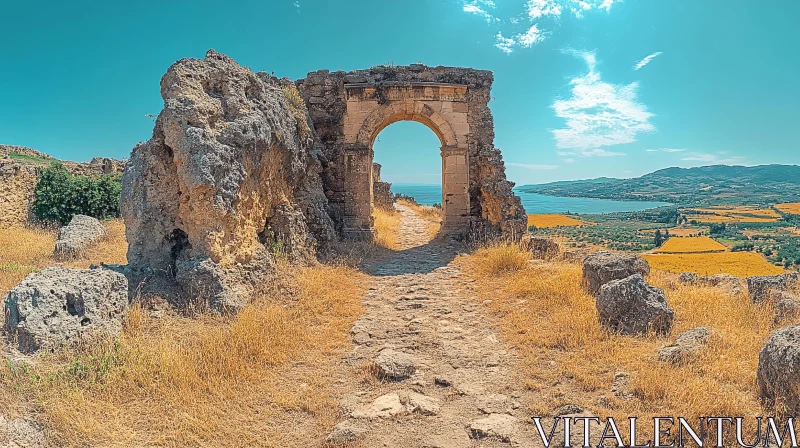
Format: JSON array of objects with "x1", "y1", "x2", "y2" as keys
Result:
[{"x1": 390, "y1": 183, "x2": 671, "y2": 214}]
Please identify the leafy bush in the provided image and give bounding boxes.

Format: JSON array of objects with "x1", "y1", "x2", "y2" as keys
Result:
[{"x1": 33, "y1": 162, "x2": 122, "y2": 225}]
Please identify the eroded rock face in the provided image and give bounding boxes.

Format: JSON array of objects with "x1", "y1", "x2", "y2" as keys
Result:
[
  {"x1": 583, "y1": 251, "x2": 651, "y2": 296},
  {"x1": 520, "y1": 235, "x2": 560, "y2": 260},
  {"x1": 747, "y1": 273, "x2": 800, "y2": 303},
  {"x1": 596, "y1": 274, "x2": 674, "y2": 335},
  {"x1": 53, "y1": 215, "x2": 106, "y2": 259},
  {"x1": 4, "y1": 267, "x2": 128, "y2": 353},
  {"x1": 121, "y1": 50, "x2": 336, "y2": 312},
  {"x1": 372, "y1": 163, "x2": 394, "y2": 210},
  {"x1": 758, "y1": 324, "x2": 800, "y2": 414}
]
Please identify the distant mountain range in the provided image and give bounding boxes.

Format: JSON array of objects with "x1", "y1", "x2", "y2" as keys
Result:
[{"x1": 518, "y1": 164, "x2": 800, "y2": 206}]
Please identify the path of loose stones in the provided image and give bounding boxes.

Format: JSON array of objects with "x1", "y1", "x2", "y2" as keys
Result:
[{"x1": 327, "y1": 204, "x2": 553, "y2": 447}]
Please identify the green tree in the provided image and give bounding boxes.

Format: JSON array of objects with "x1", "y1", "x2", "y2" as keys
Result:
[
  {"x1": 654, "y1": 229, "x2": 664, "y2": 247},
  {"x1": 32, "y1": 162, "x2": 122, "y2": 225}
]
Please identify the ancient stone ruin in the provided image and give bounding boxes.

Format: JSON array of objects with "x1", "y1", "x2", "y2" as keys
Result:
[
  {"x1": 297, "y1": 65, "x2": 526, "y2": 238},
  {"x1": 120, "y1": 50, "x2": 525, "y2": 311},
  {"x1": 372, "y1": 163, "x2": 394, "y2": 210}
]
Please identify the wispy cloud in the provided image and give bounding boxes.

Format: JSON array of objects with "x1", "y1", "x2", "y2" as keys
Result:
[
  {"x1": 293, "y1": 0, "x2": 300, "y2": 13},
  {"x1": 551, "y1": 50, "x2": 655, "y2": 151},
  {"x1": 681, "y1": 151, "x2": 746, "y2": 165},
  {"x1": 463, "y1": 0, "x2": 496, "y2": 22},
  {"x1": 508, "y1": 162, "x2": 560, "y2": 170},
  {"x1": 495, "y1": 32, "x2": 517, "y2": 54},
  {"x1": 462, "y1": 0, "x2": 620, "y2": 53},
  {"x1": 646, "y1": 148, "x2": 686, "y2": 153},
  {"x1": 559, "y1": 148, "x2": 626, "y2": 158},
  {"x1": 634, "y1": 52, "x2": 663, "y2": 70}
]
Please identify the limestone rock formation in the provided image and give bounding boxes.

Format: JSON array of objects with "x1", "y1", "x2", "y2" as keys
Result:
[
  {"x1": 596, "y1": 274, "x2": 674, "y2": 335},
  {"x1": 372, "y1": 163, "x2": 394, "y2": 210},
  {"x1": 583, "y1": 251, "x2": 651, "y2": 296},
  {"x1": 658, "y1": 327, "x2": 711, "y2": 364},
  {"x1": 774, "y1": 292, "x2": 800, "y2": 323},
  {"x1": 53, "y1": 215, "x2": 107, "y2": 259},
  {"x1": 468, "y1": 414, "x2": 519, "y2": 442},
  {"x1": 4, "y1": 267, "x2": 128, "y2": 353},
  {"x1": 757, "y1": 324, "x2": 800, "y2": 414},
  {"x1": 120, "y1": 50, "x2": 336, "y2": 312},
  {"x1": 747, "y1": 273, "x2": 799, "y2": 303},
  {"x1": 678, "y1": 272, "x2": 744, "y2": 295}
]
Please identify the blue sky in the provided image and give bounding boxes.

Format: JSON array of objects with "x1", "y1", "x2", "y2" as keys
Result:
[{"x1": 1, "y1": 1, "x2": 798, "y2": 185}]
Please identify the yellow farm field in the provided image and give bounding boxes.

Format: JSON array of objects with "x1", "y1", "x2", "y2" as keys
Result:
[
  {"x1": 653, "y1": 236, "x2": 727, "y2": 254},
  {"x1": 527, "y1": 214, "x2": 582, "y2": 228},
  {"x1": 776, "y1": 203, "x2": 800, "y2": 215},
  {"x1": 643, "y1": 252, "x2": 784, "y2": 277},
  {"x1": 686, "y1": 206, "x2": 780, "y2": 223}
]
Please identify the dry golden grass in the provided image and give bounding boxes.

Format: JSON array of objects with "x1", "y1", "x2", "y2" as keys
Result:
[
  {"x1": 470, "y1": 242, "x2": 529, "y2": 276},
  {"x1": 373, "y1": 206, "x2": 402, "y2": 250},
  {"x1": 396, "y1": 199, "x2": 441, "y2": 239},
  {"x1": 1, "y1": 262, "x2": 366, "y2": 447},
  {"x1": 776, "y1": 203, "x2": 800, "y2": 215},
  {"x1": 0, "y1": 219, "x2": 368, "y2": 446},
  {"x1": 653, "y1": 236, "x2": 727, "y2": 254},
  {"x1": 527, "y1": 213, "x2": 582, "y2": 228},
  {"x1": 643, "y1": 252, "x2": 785, "y2": 277},
  {"x1": 461, "y1": 245, "x2": 796, "y2": 440},
  {"x1": 0, "y1": 219, "x2": 128, "y2": 296}
]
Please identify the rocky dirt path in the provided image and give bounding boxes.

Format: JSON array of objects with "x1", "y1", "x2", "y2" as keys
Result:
[{"x1": 327, "y1": 204, "x2": 542, "y2": 447}]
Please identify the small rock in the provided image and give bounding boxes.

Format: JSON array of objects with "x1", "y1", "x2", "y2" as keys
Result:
[
  {"x1": 658, "y1": 327, "x2": 711, "y2": 364},
  {"x1": 326, "y1": 421, "x2": 365, "y2": 445},
  {"x1": 403, "y1": 392, "x2": 441, "y2": 416},
  {"x1": 4, "y1": 267, "x2": 129, "y2": 353},
  {"x1": 596, "y1": 274, "x2": 674, "y2": 335},
  {"x1": 747, "y1": 273, "x2": 800, "y2": 303},
  {"x1": 554, "y1": 404, "x2": 585, "y2": 415},
  {"x1": 758, "y1": 324, "x2": 800, "y2": 414},
  {"x1": 467, "y1": 414, "x2": 518, "y2": 442},
  {"x1": 611, "y1": 372, "x2": 633, "y2": 399},
  {"x1": 477, "y1": 394, "x2": 511, "y2": 415},
  {"x1": 678, "y1": 272, "x2": 699, "y2": 285},
  {"x1": 53, "y1": 215, "x2": 106, "y2": 259},
  {"x1": 774, "y1": 293, "x2": 800, "y2": 323},
  {"x1": 351, "y1": 393, "x2": 407, "y2": 419},
  {"x1": 373, "y1": 349, "x2": 415, "y2": 380},
  {"x1": 583, "y1": 251, "x2": 651, "y2": 296}
]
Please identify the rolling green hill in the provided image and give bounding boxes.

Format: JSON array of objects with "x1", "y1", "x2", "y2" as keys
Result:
[{"x1": 519, "y1": 164, "x2": 800, "y2": 206}]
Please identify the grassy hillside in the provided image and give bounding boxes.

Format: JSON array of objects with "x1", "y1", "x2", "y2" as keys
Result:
[{"x1": 520, "y1": 164, "x2": 800, "y2": 206}]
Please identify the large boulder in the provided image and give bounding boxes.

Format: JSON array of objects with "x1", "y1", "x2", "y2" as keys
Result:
[
  {"x1": 757, "y1": 324, "x2": 800, "y2": 414},
  {"x1": 4, "y1": 267, "x2": 128, "y2": 353},
  {"x1": 520, "y1": 235, "x2": 560, "y2": 260},
  {"x1": 120, "y1": 50, "x2": 336, "y2": 312},
  {"x1": 747, "y1": 273, "x2": 799, "y2": 303},
  {"x1": 596, "y1": 274, "x2": 674, "y2": 335},
  {"x1": 583, "y1": 251, "x2": 651, "y2": 295},
  {"x1": 53, "y1": 215, "x2": 106, "y2": 259}
]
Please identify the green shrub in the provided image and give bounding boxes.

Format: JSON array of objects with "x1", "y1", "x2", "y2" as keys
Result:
[{"x1": 32, "y1": 162, "x2": 122, "y2": 225}]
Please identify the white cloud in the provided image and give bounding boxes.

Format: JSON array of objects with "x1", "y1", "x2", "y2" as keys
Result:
[
  {"x1": 681, "y1": 152, "x2": 746, "y2": 165},
  {"x1": 526, "y1": 0, "x2": 563, "y2": 18},
  {"x1": 634, "y1": 51, "x2": 663, "y2": 71},
  {"x1": 516, "y1": 24, "x2": 545, "y2": 48},
  {"x1": 494, "y1": 32, "x2": 517, "y2": 54},
  {"x1": 551, "y1": 50, "x2": 655, "y2": 150},
  {"x1": 508, "y1": 162, "x2": 560, "y2": 170},
  {"x1": 293, "y1": 0, "x2": 300, "y2": 12},
  {"x1": 463, "y1": 1, "x2": 496, "y2": 22},
  {"x1": 558, "y1": 148, "x2": 626, "y2": 158},
  {"x1": 646, "y1": 148, "x2": 686, "y2": 153},
  {"x1": 563, "y1": 158, "x2": 576, "y2": 163}
]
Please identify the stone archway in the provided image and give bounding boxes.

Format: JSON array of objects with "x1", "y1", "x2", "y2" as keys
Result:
[{"x1": 298, "y1": 64, "x2": 527, "y2": 240}]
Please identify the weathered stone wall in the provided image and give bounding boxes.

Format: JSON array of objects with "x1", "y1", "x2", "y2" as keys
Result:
[
  {"x1": 0, "y1": 145, "x2": 123, "y2": 229},
  {"x1": 372, "y1": 163, "x2": 394, "y2": 210},
  {"x1": 120, "y1": 50, "x2": 336, "y2": 312},
  {"x1": 297, "y1": 64, "x2": 526, "y2": 239}
]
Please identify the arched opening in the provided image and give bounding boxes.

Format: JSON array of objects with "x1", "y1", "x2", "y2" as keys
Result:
[{"x1": 372, "y1": 121, "x2": 443, "y2": 248}]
